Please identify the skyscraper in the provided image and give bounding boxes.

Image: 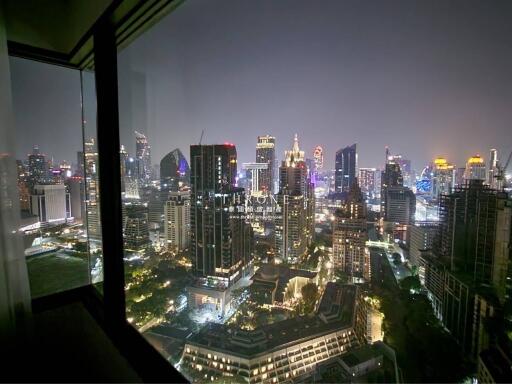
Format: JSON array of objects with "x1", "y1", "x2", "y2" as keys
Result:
[
  {"x1": 464, "y1": 155, "x2": 486, "y2": 181},
  {"x1": 84, "y1": 138, "x2": 101, "y2": 240},
  {"x1": 358, "y1": 168, "x2": 378, "y2": 199},
  {"x1": 120, "y1": 145, "x2": 128, "y2": 193},
  {"x1": 30, "y1": 184, "x2": 70, "y2": 224},
  {"x1": 160, "y1": 148, "x2": 190, "y2": 194},
  {"x1": 335, "y1": 144, "x2": 357, "y2": 194},
  {"x1": 135, "y1": 130, "x2": 152, "y2": 184},
  {"x1": 432, "y1": 157, "x2": 455, "y2": 200},
  {"x1": 332, "y1": 182, "x2": 370, "y2": 282},
  {"x1": 164, "y1": 191, "x2": 191, "y2": 252},
  {"x1": 124, "y1": 203, "x2": 150, "y2": 252},
  {"x1": 189, "y1": 144, "x2": 252, "y2": 315},
  {"x1": 380, "y1": 157, "x2": 403, "y2": 219},
  {"x1": 275, "y1": 134, "x2": 314, "y2": 263},
  {"x1": 28, "y1": 145, "x2": 49, "y2": 187},
  {"x1": 255, "y1": 135, "x2": 276, "y2": 194}
]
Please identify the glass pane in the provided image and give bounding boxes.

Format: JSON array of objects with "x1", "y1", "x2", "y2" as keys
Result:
[{"x1": 10, "y1": 58, "x2": 91, "y2": 298}]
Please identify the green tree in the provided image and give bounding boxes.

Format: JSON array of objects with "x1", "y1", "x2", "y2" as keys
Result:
[{"x1": 301, "y1": 282, "x2": 319, "y2": 314}]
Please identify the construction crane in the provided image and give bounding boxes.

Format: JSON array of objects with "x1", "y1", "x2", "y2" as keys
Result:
[
  {"x1": 198, "y1": 129, "x2": 204, "y2": 145},
  {"x1": 494, "y1": 150, "x2": 512, "y2": 190}
]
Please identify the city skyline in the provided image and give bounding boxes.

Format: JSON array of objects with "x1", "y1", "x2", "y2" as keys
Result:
[{"x1": 9, "y1": 0, "x2": 512, "y2": 170}]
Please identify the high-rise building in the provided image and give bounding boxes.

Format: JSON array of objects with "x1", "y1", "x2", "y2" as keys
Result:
[
  {"x1": 30, "y1": 184, "x2": 70, "y2": 224},
  {"x1": 380, "y1": 158, "x2": 403, "y2": 218},
  {"x1": 358, "y1": 168, "x2": 378, "y2": 199},
  {"x1": 124, "y1": 203, "x2": 150, "y2": 252},
  {"x1": 332, "y1": 182, "x2": 370, "y2": 282},
  {"x1": 464, "y1": 155, "x2": 486, "y2": 181},
  {"x1": 408, "y1": 222, "x2": 438, "y2": 267},
  {"x1": 421, "y1": 180, "x2": 512, "y2": 359},
  {"x1": 391, "y1": 154, "x2": 413, "y2": 188},
  {"x1": 164, "y1": 191, "x2": 190, "y2": 252},
  {"x1": 84, "y1": 138, "x2": 102, "y2": 240},
  {"x1": 16, "y1": 160, "x2": 30, "y2": 211},
  {"x1": 120, "y1": 145, "x2": 128, "y2": 193},
  {"x1": 242, "y1": 162, "x2": 268, "y2": 196},
  {"x1": 188, "y1": 144, "x2": 253, "y2": 315},
  {"x1": 160, "y1": 148, "x2": 190, "y2": 194},
  {"x1": 438, "y1": 180, "x2": 511, "y2": 296},
  {"x1": 28, "y1": 146, "x2": 49, "y2": 187},
  {"x1": 66, "y1": 176, "x2": 84, "y2": 221},
  {"x1": 488, "y1": 148, "x2": 498, "y2": 189},
  {"x1": 275, "y1": 134, "x2": 314, "y2": 263},
  {"x1": 335, "y1": 144, "x2": 357, "y2": 194},
  {"x1": 384, "y1": 186, "x2": 416, "y2": 225},
  {"x1": 255, "y1": 135, "x2": 276, "y2": 194},
  {"x1": 135, "y1": 130, "x2": 152, "y2": 184},
  {"x1": 432, "y1": 157, "x2": 455, "y2": 199}
]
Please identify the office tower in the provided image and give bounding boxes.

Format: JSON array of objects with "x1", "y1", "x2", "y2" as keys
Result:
[
  {"x1": 160, "y1": 148, "x2": 190, "y2": 195},
  {"x1": 164, "y1": 191, "x2": 190, "y2": 252},
  {"x1": 358, "y1": 168, "x2": 378, "y2": 199},
  {"x1": 380, "y1": 157, "x2": 403, "y2": 218},
  {"x1": 189, "y1": 144, "x2": 252, "y2": 313},
  {"x1": 454, "y1": 166, "x2": 466, "y2": 187},
  {"x1": 421, "y1": 180, "x2": 512, "y2": 358},
  {"x1": 488, "y1": 148, "x2": 498, "y2": 189},
  {"x1": 335, "y1": 144, "x2": 357, "y2": 194},
  {"x1": 438, "y1": 180, "x2": 510, "y2": 296},
  {"x1": 255, "y1": 135, "x2": 276, "y2": 194},
  {"x1": 147, "y1": 187, "x2": 164, "y2": 228},
  {"x1": 332, "y1": 182, "x2": 370, "y2": 282},
  {"x1": 384, "y1": 186, "x2": 416, "y2": 225},
  {"x1": 391, "y1": 154, "x2": 413, "y2": 188},
  {"x1": 275, "y1": 134, "x2": 314, "y2": 263},
  {"x1": 84, "y1": 138, "x2": 102, "y2": 239},
  {"x1": 464, "y1": 155, "x2": 486, "y2": 181},
  {"x1": 409, "y1": 222, "x2": 438, "y2": 267},
  {"x1": 135, "y1": 130, "x2": 152, "y2": 184},
  {"x1": 28, "y1": 145, "x2": 49, "y2": 187},
  {"x1": 120, "y1": 145, "x2": 128, "y2": 192},
  {"x1": 124, "y1": 203, "x2": 150, "y2": 252},
  {"x1": 432, "y1": 157, "x2": 455, "y2": 199},
  {"x1": 242, "y1": 162, "x2": 268, "y2": 196},
  {"x1": 66, "y1": 176, "x2": 84, "y2": 221},
  {"x1": 31, "y1": 184, "x2": 70, "y2": 224}
]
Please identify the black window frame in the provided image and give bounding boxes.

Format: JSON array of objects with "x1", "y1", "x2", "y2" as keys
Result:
[{"x1": 8, "y1": 1, "x2": 188, "y2": 382}]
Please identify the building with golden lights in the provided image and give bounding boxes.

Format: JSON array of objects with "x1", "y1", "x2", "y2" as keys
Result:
[
  {"x1": 181, "y1": 283, "x2": 366, "y2": 384},
  {"x1": 464, "y1": 155, "x2": 486, "y2": 182}
]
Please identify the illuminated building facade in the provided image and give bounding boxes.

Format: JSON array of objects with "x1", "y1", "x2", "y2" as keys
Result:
[
  {"x1": 135, "y1": 130, "x2": 152, "y2": 184},
  {"x1": 335, "y1": 144, "x2": 357, "y2": 194},
  {"x1": 464, "y1": 155, "x2": 486, "y2": 181},
  {"x1": 432, "y1": 157, "x2": 455, "y2": 199},
  {"x1": 255, "y1": 135, "x2": 276, "y2": 194},
  {"x1": 358, "y1": 167, "x2": 378, "y2": 199},
  {"x1": 28, "y1": 145, "x2": 49, "y2": 186},
  {"x1": 30, "y1": 184, "x2": 71, "y2": 224},
  {"x1": 124, "y1": 203, "x2": 150, "y2": 252},
  {"x1": 84, "y1": 138, "x2": 102, "y2": 240},
  {"x1": 380, "y1": 158, "x2": 403, "y2": 220},
  {"x1": 160, "y1": 148, "x2": 190, "y2": 194},
  {"x1": 189, "y1": 144, "x2": 253, "y2": 314},
  {"x1": 275, "y1": 134, "x2": 314, "y2": 263},
  {"x1": 487, "y1": 148, "x2": 498, "y2": 189},
  {"x1": 332, "y1": 182, "x2": 370, "y2": 282},
  {"x1": 182, "y1": 284, "x2": 364, "y2": 384},
  {"x1": 164, "y1": 191, "x2": 191, "y2": 252}
]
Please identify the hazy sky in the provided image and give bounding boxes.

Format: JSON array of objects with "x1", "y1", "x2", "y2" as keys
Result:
[{"x1": 11, "y1": 0, "x2": 512, "y2": 172}]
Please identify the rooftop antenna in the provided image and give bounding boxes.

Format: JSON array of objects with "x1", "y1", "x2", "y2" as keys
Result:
[{"x1": 199, "y1": 129, "x2": 205, "y2": 145}]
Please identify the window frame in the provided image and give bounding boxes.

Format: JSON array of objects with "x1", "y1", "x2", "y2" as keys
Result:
[{"x1": 8, "y1": 1, "x2": 187, "y2": 381}]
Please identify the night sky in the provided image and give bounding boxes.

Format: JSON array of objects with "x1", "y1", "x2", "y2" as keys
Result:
[{"x1": 10, "y1": 0, "x2": 512, "y2": 172}]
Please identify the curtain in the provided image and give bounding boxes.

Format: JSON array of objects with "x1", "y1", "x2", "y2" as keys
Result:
[{"x1": 0, "y1": 5, "x2": 31, "y2": 341}]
